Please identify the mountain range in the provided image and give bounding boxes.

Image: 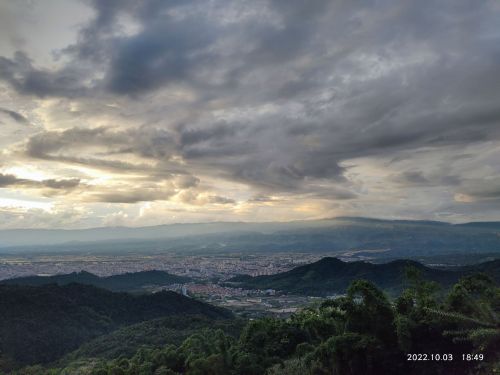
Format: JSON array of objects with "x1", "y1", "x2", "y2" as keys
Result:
[{"x1": 1, "y1": 218, "x2": 500, "y2": 261}]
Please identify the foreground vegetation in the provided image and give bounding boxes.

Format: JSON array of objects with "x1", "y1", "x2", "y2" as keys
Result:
[
  {"x1": 9, "y1": 269, "x2": 499, "y2": 375},
  {"x1": 0, "y1": 284, "x2": 231, "y2": 369}
]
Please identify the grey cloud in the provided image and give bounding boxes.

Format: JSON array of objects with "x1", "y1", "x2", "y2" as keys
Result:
[
  {"x1": 0, "y1": 52, "x2": 90, "y2": 98},
  {"x1": 440, "y1": 175, "x2": 462, "y2": 187},
  {"x1": 320, "y1": 188, "x2": 358, "y2": 201},
  {"x1": 0, "y1": 173, "x2": 80, "y2": 190},
  {"x1": 45, "y1": 155, "x2": 161, "y2": 175},
  {"x1": 2, "y1": 0, "x2": 500, "y2": 214},
  {"x1": 248, "y1": 194, "x2": 278, "y2": 203},
  {"x1": 90, "y1": 189, "x2": 175, "y2": 204},
  {"x1": 177, "y1": 190, "x2": 235, "y2": 206},
  {"x1": 26, "y1": 127, "x2": 110, "y2": 158},
  {"x1": 459, "y1": 178, "x2": 500, "y2": 201},
  {"x1": 173, "y1": 175, "x2": 200, "y2": 189},
  {"x1": 105, "y1": 18, "x2": 215, "y2": 94},
  {"x1": 23, "y1": 127, "x2": 207, "y2": 197},
  {"x1": 392, "y1": 171, "x2": 461, "y2": 187},
  {"x1": 0, "y1": 107, "x2": 29, "y2": 124},
  {"x1": 206, "y1": 195, "x2": 235, "y2": 205},
  {"x1": 179, "y1": 122, "x2": 236, "y2": 146},
  {"x1": 396, "y1": 171, "x2": 429, "y2": 185},
  {"x1": 43, "y1": 178, "x2": 81, "y2": 189},
  {"x1": 25, "y1": 126, "x2": 178, "y2": 173},
  {"x1": 0, "y1": 173, "x2": 20, "y2": 187},
  {"x1": 236, "y1": 0, "x2": 329, "y2": 66}
]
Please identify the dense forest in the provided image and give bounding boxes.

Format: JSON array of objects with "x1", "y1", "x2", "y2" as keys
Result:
[
  {"x1": 0, "y1": 283, "x2": 231, "y2": 369},
  {"x1": 0, "y1": 270, "x2": 191, "y2": 292},
  {"x1": 3, "y1": 268, "x2": 499, "y2": 375},
  {"x1": 228, "y1": 257, "x2": 500, "y2": 296}
]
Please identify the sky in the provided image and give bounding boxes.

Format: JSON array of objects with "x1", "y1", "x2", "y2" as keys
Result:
[{"x1": 0, "y1": 0, "x2": 499, "y2": 229}]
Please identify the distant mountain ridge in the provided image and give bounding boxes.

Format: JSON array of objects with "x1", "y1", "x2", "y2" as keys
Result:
[
  {"x1": 1, "y1": 216, "x2": 500, "y2": 249},
  {"x1": 0, "y1": 221, "x2": 259, "y2": 247},
  {"x1": 228, "y1": 257, "x2": 500, "y2": 296},
  {"x1": 0, "y1": 269, "x2": 191, "y2": 291},
  {"x1": 1, "y1": 217, "x2": 500, "y2": 261}
]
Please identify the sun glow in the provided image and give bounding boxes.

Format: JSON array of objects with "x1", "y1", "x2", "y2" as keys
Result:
[
  {"x1": 3, "y1": 166, "x2": 49, "y2": 181},
  {"x1": 0, "y1": 197, "x2": 53, "y2": 211}
]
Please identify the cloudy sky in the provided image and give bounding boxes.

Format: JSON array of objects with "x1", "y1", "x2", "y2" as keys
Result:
[{"x1": 0, "y1": 0, "x2": 499, "y2": 229}]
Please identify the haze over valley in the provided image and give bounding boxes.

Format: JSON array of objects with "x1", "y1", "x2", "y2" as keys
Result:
[{"x1": 1, "y1": 0, "x2": 499, "y2": 374}]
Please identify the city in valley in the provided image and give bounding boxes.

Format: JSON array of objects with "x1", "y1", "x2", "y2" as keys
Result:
[{"x1": 0, "y1": 252, "x2": 339, "y2": 317}]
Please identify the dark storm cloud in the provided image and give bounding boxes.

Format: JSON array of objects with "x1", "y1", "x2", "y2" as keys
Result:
[
  {"x1": 105, "y1": 18, "x2": 215, "y2": 94},
  {"x1": 3, "y1": 0, "x2": 500, "y2": 204}
]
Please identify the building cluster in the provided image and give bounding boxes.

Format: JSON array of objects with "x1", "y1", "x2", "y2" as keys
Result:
[{"x1": 0, "y1": 252, "x2": 326, "y2": 281}]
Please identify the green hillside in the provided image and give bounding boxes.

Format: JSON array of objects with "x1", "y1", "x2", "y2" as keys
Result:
[
  {"x1": 15, "y1": 274, "x2": 500, "y2": 375},
  {"x1": 0, "y1": 270, "x2": 190, "y2": 292},
  {"x1": 0, "y1": 283, "x2": 231, "y2": 371},
  {"x1": 228, "y1": 257, "x2": 500, "y2": 295},
  {"x1": 62, "y1": 315, "x2": 246, "y2": 363}
]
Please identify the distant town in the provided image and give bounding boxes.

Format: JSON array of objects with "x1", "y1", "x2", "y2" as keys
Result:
[
  {"x1": 0, "y1": 252, "x2": 346, "y2": 317},
  {"x1": 0, "y1": 252, "x2": 331, "y2": 281}
]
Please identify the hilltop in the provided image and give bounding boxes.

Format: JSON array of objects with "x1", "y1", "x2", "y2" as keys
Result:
[
  {"x1": 0, "y1": 270, "x2": 190, "y2": 292},
  {"x1": 228, "y1": 257, "x2": 500, "y2": 296}
]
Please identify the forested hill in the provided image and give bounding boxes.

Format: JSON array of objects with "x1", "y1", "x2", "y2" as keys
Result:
[
  {"x1": 0, "y1": 270, "x2": 190, "y2": 292},
  {"x1": 0, "y1": 283, "x2": 231, "y2": 369},
  {"x1": 228, "y1": 257, "x2": 500, "y2": 295},
  {"x1": 18, "y1": 274, "x2": 500, "y2": 375}
]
